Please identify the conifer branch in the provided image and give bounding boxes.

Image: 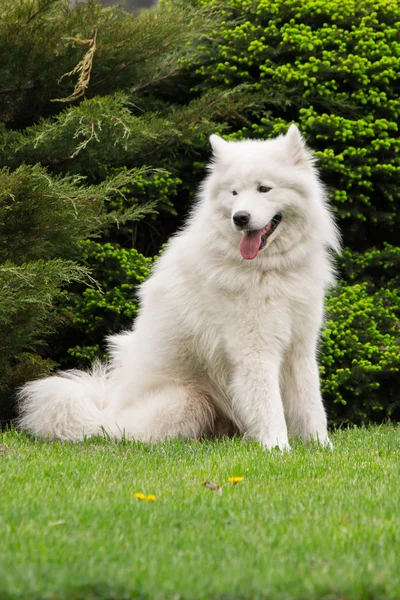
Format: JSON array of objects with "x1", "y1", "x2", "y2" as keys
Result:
[
  {"x1": 0, "y1": 82, "x2": 36, "y2": 96},
  {"x1": 25, "y1": 0, "x2": 59, "y2": 26},
  {"x1": 130, "y1": 65, "x2": 179, "y2": 95}
]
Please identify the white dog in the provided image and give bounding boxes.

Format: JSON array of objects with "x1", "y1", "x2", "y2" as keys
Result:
[{"x1": 18, "y1": 125, "x2": 340, "y2": 449}]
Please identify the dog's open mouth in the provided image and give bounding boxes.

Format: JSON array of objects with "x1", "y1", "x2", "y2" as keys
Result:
[{"x1": 239, "y1": 213, "x2": 282, "y2": 260}]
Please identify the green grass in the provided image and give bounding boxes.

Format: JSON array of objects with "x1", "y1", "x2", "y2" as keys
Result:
[{"x1": 1, "y1": 426, "x2": 400, "y2": 600}]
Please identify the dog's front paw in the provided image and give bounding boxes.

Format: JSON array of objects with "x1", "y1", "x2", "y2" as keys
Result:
[
  {"x1": 305, "y1": 432, "x2": 333, "y2": 450},
  {"x1": 319, "y1": 435, "x2": 333, "y2": 450},
  {"x1": 260, "y1": 435, "x2": 291, "y2": 452}
]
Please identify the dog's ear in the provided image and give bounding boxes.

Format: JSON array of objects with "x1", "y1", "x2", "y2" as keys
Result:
[
  {"x1": 285, "y1": 124, "x2": 311, "y2": 167},
  {"x1": 209, "y1": 134, "x2": 228, "y2": 157}
]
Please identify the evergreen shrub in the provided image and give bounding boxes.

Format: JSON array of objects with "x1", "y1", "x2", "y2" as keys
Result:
[
  {"x1": 322, "y1": 284, "x2": 400, "y2": 425},
  {"x1": 0, "y1": 163, "x2": 145, "y2": 415}
]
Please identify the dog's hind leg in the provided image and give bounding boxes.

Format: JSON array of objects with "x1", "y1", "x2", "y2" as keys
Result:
[{"x1": 109, "y1": 384, "x2": 215, "y2": 442}]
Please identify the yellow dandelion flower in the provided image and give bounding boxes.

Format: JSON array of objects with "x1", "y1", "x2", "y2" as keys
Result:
[
  {"x1": 228, "y1": 476, "x2": 244, "y2": 483},
  {"x1": 135, "y1": 492, "x2": 156, "y2": 501}
]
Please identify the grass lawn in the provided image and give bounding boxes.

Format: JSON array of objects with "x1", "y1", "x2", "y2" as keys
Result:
[{"x1": 1, "y1": 425, "x2": 399, "y2": 600}]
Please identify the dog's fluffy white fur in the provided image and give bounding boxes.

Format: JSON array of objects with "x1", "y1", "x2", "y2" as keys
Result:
[{"x1": 18, "y1": 125, "x2": 340, "y2": 449}]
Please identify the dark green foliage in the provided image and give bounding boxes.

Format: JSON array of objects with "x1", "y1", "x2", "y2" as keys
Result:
[
  {"x1": 0, "y1": 88, "x2": 254, "y2": 174},
  {"x1": 0, "y1": 0, "x2": 219, "y2": 127},
  {"x1": 58, "y1": 241, "x2": 152, "y2": 367},
  {"x1": 322, "y1": 284, "x2": 400, "y2": 425},
  {"x1": 0, "y1": 164, "x2": 95, "y2": 411},
  {"x1": 0, "y1": 259, "x2": 88, "y2": 411},
  {"x1": 339, "y1": 244, "x2": 400, "y2": 288},
  {"x1": 1, "y1": 164, "x2": 101, "y2": 263},
  {"x1": 0, "y1": 162, "x2": 155, "y2": 421},
  {"x1": 0, "y1": 161, "x2": 159, "y2": 265}
]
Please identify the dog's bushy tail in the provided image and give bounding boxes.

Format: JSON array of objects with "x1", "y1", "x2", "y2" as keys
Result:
[{"x1": 17, "y1": 365, "x2": 117, "y2": 441}]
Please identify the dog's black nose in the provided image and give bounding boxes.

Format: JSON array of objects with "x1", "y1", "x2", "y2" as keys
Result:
[{"x1": 233, "y1": 211, "x2": 250, "y2": 228}]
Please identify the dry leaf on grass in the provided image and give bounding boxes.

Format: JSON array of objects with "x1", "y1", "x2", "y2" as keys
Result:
[{"x1": 203, "y1": 481, "x2": 222, "y2": 494}]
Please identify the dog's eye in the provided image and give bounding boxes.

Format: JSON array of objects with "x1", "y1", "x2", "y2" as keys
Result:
[
  {"x1": 258, "y1": 185, "x2": 271, "y2": 193},
  {"x1": 232, "y1": 190, "x2": 238, "y2": 196}
]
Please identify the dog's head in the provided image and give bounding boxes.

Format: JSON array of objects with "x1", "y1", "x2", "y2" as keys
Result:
[{"x1": 205, "y1": 125, "x2": 339, "y2": 262}]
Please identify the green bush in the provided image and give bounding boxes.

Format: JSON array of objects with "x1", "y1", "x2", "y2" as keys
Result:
[
  {"x1": 0, "y1": 0, "x2": 218, "y2": 126},
  {"x1": 322, "y1": 284, "x2": 400, "y2": 425},
  {"x1": 338, "y1": 244, "x2": 400, "y2": 288},
  {"x1": 55, "y1": 241, "x2": 152, "y2": 368},
  {"x1": 0, "y1": 163, "x2": 148, "y2": 419}
]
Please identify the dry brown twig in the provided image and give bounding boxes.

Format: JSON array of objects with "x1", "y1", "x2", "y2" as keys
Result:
[{"x1": 52, "y1": 29, "x2": 98, "y2": 103}]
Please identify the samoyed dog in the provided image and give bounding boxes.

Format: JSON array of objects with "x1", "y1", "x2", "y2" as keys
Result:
[{"x1": 18, "y1": 125, "x2": 340, "y2": 450}]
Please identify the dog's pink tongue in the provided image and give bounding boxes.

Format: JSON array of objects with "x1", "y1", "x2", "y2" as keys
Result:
[{"x1": 239, "y1": 230, "x2": 262, "y2": 260}]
